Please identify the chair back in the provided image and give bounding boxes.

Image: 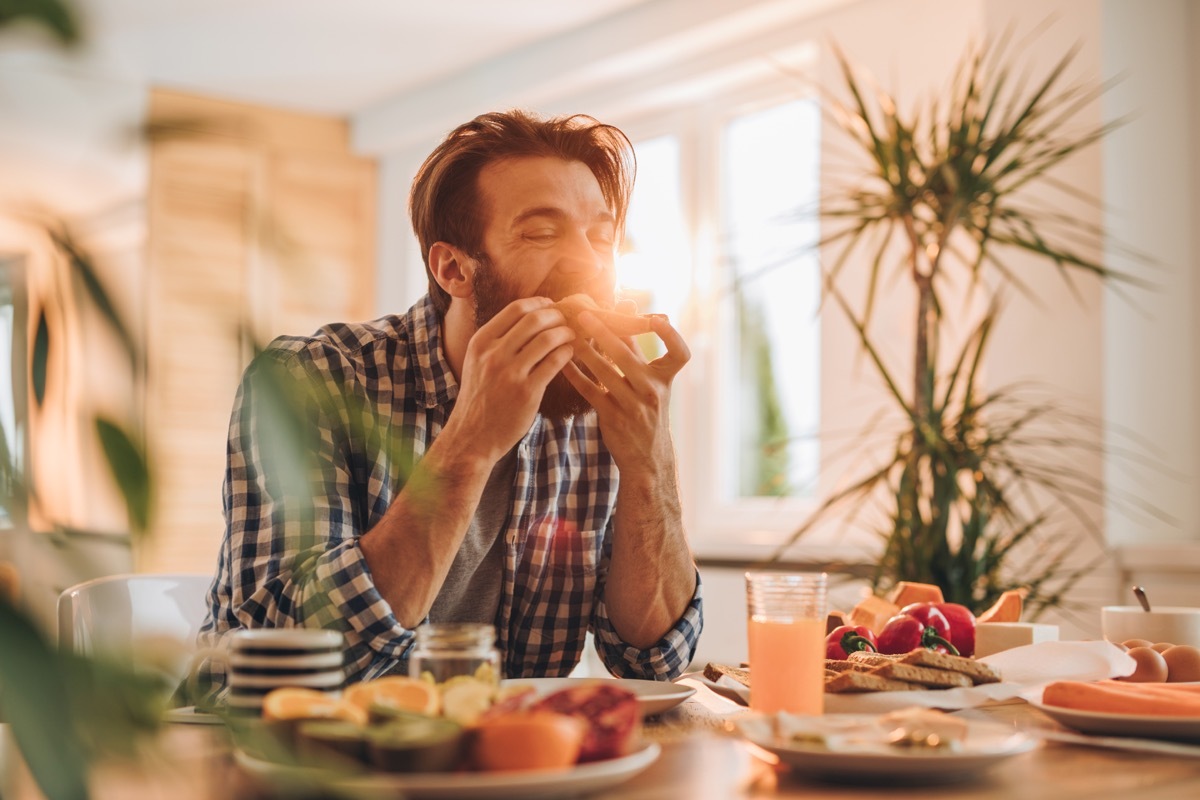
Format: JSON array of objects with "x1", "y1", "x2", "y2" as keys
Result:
[{"x1": 57, "y1": 573, "x2": 211, "y2": 658}]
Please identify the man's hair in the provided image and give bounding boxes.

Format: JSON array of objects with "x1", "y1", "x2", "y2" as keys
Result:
[{"x1": 409, "y1": 110, "x2": 636, "y2": 314}]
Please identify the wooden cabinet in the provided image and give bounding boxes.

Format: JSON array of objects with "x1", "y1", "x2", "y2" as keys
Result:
[{"x1": 143, "y1": 89, "x2": 376, "y2": 573}]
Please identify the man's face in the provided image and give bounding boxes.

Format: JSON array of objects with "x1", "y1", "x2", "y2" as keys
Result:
[{"x1": 470, "y1": 156, "x2": 618, "y2": 421}]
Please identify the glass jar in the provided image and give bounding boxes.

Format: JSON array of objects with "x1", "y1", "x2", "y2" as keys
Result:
[{"x1": 409, "y1": 623, "x2": 500, "y2": 687}]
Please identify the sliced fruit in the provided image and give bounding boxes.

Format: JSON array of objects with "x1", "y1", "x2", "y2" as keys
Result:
[
  {"x1": 367, "y1": 716, "x2": 464, "y2": 773},
  {"x1": 344, "y1": 675, "x2": 441, "y2": 716},
  {"x1": 846, "y1": 595, "x2": 901, "y2": 636},
  {"x1": 262, "y1": 687, "x2": 366, "y2": 726},
  {"x1": 886, "y1": 581, "x2": 945, "y2": 607},
  {"x1": 440, "y1": 676, "x2": 496, "y2": 725},
  {"x1": 472, "y1": 711, "x2": 585, "y2": 771},
  {"x1": 977, "y1": 588, "x2": 1027, "y2": 624}
]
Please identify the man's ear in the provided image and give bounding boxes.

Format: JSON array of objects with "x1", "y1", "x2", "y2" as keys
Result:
[{"x1": 428, "y1": 242, "x2": 475, "y2": 300}]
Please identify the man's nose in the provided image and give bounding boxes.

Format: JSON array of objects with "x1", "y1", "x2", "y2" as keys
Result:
[{"x1": 556, "y1": 230, "x2": 608, "y2": 276}]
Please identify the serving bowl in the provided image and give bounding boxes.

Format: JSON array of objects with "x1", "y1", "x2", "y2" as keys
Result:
[{"x1": 1101, "y1": 606, "x2": 1200, "y2": 648}]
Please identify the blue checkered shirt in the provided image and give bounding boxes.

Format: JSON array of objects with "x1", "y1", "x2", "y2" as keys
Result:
[{"x1": 200, "y1": 294, "x2": 703, "y2": 683}]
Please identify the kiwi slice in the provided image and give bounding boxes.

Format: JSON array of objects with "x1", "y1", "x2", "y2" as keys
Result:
[
  {"x1": 296, "y1": 720, "x2": 369, "y2": 767},
  {"x1": 366, "y1": 717, "x2": 464, "y2": 773}
]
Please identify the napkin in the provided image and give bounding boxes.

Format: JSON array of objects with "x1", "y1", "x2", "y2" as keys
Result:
[{"x1": 699, "y1": 641, "x2": 1137, "y2": 714}]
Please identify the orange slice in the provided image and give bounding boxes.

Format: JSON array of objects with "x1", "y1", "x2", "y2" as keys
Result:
[
  {"x1": 344, "y1": 676, "x2": 441, "y2": 716},
  {"x1": 262, "y1": 687, "x2": 367, "y2": 726}
]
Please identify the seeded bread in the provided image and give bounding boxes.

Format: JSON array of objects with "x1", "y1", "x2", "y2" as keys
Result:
[
  {"x1": 846, "y1": 651, "x2": 905, "y2": 668},
  {"x1": 898, "y1": 649, "x2": 1002, "y2": 685},
  {"x1": 826, "y1": 671, "x2": 923, "y2": 693},
  {"x1": 871, "y1": 662, "x2": 974, "y2": 689}
]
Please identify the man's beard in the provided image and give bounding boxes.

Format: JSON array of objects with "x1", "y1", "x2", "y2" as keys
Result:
[{"x1": 471, "y1": 252, "x2": 611, "y2": 423}]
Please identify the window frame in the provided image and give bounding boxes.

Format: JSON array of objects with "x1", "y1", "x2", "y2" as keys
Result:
[{"x1": 612, "y1": 77, "x2": 864, "y2": 561}]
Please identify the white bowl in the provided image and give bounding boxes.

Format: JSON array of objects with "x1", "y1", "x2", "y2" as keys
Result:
[{"x1": 1101, "y1": 605, "x2": 1200, "y2": 648}]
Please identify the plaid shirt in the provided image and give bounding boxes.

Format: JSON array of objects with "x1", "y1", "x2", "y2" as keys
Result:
[{"x1": 200, "y1": 294, "x2": 703, "y2": 683}]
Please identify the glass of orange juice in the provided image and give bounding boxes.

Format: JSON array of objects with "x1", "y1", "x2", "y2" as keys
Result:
[{"x1": 745, "y1": 571, "x2": 827, "y2": 715}]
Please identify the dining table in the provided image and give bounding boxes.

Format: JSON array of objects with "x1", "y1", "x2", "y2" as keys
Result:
[{"x1": 3, "y1": 674, "x2": 1200, "y2": 799}]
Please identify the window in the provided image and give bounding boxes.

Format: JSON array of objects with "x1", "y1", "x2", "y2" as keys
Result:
[{"x1": 616, "y1": 92, "x2": 823, "y2": 555}]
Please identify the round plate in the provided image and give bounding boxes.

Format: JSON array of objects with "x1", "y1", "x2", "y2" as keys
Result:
[
  {"x1": 1031, "y1": 701, "x2": 1200, "y2": 742},
  {"x1": 500, "y1": 677, "x2": 695, "y2": 717},
  {"x1": 235, "y1": 741, "x2": 660, "y2": 799},
  {"x1": 738, "y1": 714, "x2": 1037, "y2": 784}
]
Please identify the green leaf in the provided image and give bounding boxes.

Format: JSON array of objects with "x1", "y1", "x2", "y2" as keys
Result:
[
  {"x1": 0, "y1": 597, "x2": 91, "y2": 800},
  {"x1": 47, "y1": 227, "x2": 140, "y2": 364},
  {"x1": 94, "y1": 417, "x2": 152, "y2": 536},
  {"x1": 32, "y1": 308, "x2": 49, "y2": 408},
  {"x1": 0, "y1": 0, "x2": 82, "y2": 45}
]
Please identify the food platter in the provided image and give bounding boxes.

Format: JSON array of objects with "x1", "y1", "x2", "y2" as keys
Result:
[
  {"x1": 500, "y1": 677, "x2": 695, "y2": 717},
  {"x1": 235, "y1": 741, "x2": 660, "y2": 799},
  {"x1": 1030, "y1": 702, "x2": 1200, "y2": 742},
  {"x1": 736, "y1": 714, "x2": 1037, "y2": 784}
]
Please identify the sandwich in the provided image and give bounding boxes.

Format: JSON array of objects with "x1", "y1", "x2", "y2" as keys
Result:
[{"x1": 554, "y1": 294, "x2": 653, "y2": 338}]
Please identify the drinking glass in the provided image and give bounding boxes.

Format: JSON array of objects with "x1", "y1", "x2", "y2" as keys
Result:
[{"x1": 745, "y1": 571, "x2": 827, "y2": 715}]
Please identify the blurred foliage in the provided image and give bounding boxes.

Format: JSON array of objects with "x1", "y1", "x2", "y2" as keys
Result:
[
  {"x1": 0, "y1": 0, "x2": 81, "y2": 45},
  {"x1": 772, "y1": 37, "x2": 1162, "y2": 617}
]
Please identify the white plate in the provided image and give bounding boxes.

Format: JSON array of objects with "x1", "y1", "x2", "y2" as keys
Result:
[
  {"x1": 235, "y1": 741, "x2": 660, "y2": 799},
  {"x1": 1031, "y1": 702, "x2": 1200, "y2": 742},
  {"x1": 500, "y1": 677, "x2": 695, "y2": 717},
  {"x1": 737, "y1": 714, "x2": 1037, "y2": 783}
]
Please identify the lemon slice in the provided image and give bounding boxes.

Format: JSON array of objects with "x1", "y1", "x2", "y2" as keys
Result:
[{"x1": 440, "y1": 677, "x2": 495, "y2": 725}]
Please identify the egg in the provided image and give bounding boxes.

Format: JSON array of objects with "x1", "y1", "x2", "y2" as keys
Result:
[
  {"x1": 1161, "y1": 645, "x2": 1200, "y2": 683},
  {"x1": 1121, "y1": 638, "x2": 1154, "y2": 650},
  {"x1": 1118, "y1": 646, "x2": 1170, "y2": 682},
  {"x1": 1151, "y1": 642, "x2": 1175, "y2": 653}
]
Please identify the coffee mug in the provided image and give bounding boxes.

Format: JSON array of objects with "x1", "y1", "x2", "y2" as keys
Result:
[{"x1": 189, "y1": 628, "x2": 345, "y2": 715}]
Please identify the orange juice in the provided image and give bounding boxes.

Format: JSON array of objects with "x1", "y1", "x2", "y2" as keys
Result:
[{"x1": 748, "y1": 616, "x2": 825, "y2": 715}]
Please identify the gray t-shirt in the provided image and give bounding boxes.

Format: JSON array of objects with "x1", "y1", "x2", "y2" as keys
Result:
[{"x1": 426, "y1": 445, "x2": 517, "y2": 625}]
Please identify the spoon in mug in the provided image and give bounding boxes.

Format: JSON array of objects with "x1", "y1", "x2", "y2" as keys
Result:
[{"x1": 1132, "y1": 585, "x2": 1152, "y2": 612}]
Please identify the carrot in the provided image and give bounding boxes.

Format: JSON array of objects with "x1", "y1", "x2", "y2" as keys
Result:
[
  {"x1": 1042, "y1": 680, "x2": 1200, "y2": 717},
  {"x1": 1099, "y1": 679, "x2": 1200, "y2": 694}
]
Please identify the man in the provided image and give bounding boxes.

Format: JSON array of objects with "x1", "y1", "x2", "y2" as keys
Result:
[{"x1": 200, "y1": 110, "x2": 702, "y2": 683}]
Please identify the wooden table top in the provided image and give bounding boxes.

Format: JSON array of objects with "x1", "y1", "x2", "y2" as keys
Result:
[
  {"x1": 5, "y1": 694, "x2": 1200, "y2": 799},
  {"x1": 619, "y1": 700, "x2": 1200, "y2": 800}
]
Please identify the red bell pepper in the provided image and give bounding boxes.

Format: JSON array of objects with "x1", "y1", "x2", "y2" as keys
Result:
[
  {"x1": 825, "y1": 625, "x2": 878, "y2": 659},
  {"x1": 932, "y1": 602, "x2": 977, "y2": 657},
  {"x1": 877, "y1": 604, "x2": 960, "y2": 655}
]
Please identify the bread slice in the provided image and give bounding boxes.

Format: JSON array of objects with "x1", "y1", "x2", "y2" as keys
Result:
[
  {"x1": 825, "y1": 671, "x2": 922, "y2": 694},
  {"x1": 846, "y1": 651, "x2": 904, "y2": 668},
  {"x1": 703, "y1": 662, "x2": 751, "y2": 688},
  {"x1": 825, "y1": 659, "x2": 873, "y2": 674},
  {"x1": 555, "y1": 294, "x2": 652, "y2": 337},
  {"x1": 872, "y1": 662, "x2": 974, "y2": 689},
  {"x1": 899, "y1": 649, "x2": 1002, "y2": 685}
]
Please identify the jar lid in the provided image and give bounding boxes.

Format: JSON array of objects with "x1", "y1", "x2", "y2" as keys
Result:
[{"x1": 414, "y1": 622, "x2": 497, "y2": 649}]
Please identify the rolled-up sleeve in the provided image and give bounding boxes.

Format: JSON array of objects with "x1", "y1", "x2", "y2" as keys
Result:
[{"x1": 590, "y1": 568, "x2": 704, "y2": 680}]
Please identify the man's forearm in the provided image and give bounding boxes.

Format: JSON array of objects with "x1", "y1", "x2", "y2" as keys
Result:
[
  {"x1": 358, "y1": 428, "x2": 495, "y2": 629},
  {"x1": 604, "y1": 466, "x2": 697, "y2": 649}
]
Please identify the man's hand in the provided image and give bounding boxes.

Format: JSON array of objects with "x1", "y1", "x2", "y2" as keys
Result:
[
  {"x1": 559, "y1": 307, "x2": 690, "y2": 473},
  {"x1": 444, "y1": 297, "x2": 575, "y2": 464},
  {"x1": 560, "y1": 306, "x2": 696, "y2": 649}
]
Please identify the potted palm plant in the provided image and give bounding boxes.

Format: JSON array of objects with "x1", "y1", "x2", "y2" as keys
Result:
[{"x1": 770, "y1": 40, "x2": 1152, "y2": 618}]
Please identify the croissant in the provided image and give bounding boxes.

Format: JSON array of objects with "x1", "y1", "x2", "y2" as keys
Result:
[{"x1": 554, "y1": 294, "x2": 652, "y2": 337}]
